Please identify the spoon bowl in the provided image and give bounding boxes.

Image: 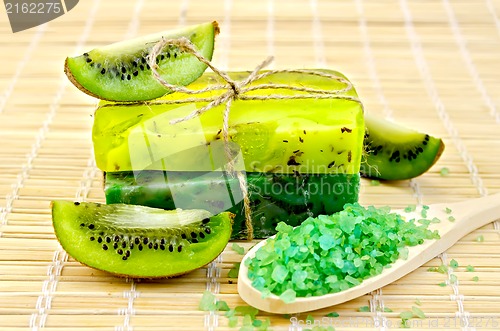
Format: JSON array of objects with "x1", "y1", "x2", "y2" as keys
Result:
[{"x1": 238, "y1": 193, "x2": 500, "y2": 314}]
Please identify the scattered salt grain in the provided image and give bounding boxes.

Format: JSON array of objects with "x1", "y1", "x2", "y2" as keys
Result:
[
  {"x1": 440, "y1": 167, "x2": 450, "y2": 176},
  {"x1": 198, "y1": 291, "x2": 216, "y2": 311},
  {"x1": 232, "y1": 243, "x2": 245, "y2": 255}
]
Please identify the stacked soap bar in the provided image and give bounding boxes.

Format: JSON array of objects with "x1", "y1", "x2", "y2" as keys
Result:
[
  {"x1": 105, "y1": 171, "x2": 360, "y2": 239},
  {"x1": 93, "y1": 70, "x2": 364, "y2": 239}
]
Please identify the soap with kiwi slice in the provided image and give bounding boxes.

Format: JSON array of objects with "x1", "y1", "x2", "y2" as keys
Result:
[
  {"x1": 64, "y1": 21, "x2": 219, "y2": 102},
  {"x1": 361, "y1": 113, "x2": 445, "y2": 180},
  {"x1": 51, "y1": 200, "x2": 233, "y2": 278},
  {"x1": 91, "y1": 69, "x2": 364, "y2": 239}
]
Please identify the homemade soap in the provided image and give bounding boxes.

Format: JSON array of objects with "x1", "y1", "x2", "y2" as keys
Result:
[
  {"x1": 104, "y1": 171, "x2": 360, "y2": 239},
  {"x1": 93, "y1": 70, "x2": 365, "y2": 238}
]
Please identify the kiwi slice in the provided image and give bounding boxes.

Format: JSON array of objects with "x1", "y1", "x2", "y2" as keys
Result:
[
  {"x1": 361, "y1": 114, "x2": 445, "y2": 180},
  {"x1": 64, "y1": 21, "x2": 219, "y2": 102},
  {"x1": 51, "y1": 200, "x2": 233, "y2": 278}
]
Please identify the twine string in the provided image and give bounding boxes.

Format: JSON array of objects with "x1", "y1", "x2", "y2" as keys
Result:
[{"x1": 147, "y1": 36, "x2": 363, "y2": 240}]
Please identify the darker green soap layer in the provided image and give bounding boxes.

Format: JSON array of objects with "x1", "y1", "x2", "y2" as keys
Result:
[{"x1": 104, "y1": 171, "x2": 360, "y2": 239}]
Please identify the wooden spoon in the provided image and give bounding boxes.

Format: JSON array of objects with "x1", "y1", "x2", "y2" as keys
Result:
[{"x1": 238, "y1": 193, "x2": 500, "y2": 314}]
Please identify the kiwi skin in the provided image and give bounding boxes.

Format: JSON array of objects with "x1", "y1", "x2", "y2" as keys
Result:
[
  {"x1": 51, "y1": 200, "x2": 233, "y2": 279},
  {"x1": 64, "y1": 60, "x2": 100, "y2": 99},
  {"x1": 360, "y1": 114, "x2": 445, "y2": 180}
]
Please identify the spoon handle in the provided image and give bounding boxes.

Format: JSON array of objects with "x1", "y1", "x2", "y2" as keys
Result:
[{"x1": 447, "y1": 193, "x2": 500, "y2": 229}]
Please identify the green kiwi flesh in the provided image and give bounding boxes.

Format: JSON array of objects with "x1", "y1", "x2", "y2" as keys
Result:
[
  {"x1": 51, "y1": 200, "x2": 232, "y2": 278},
  {"x1": 361, "y1": 114, "x2": 445, "y2": 180},
  {"x1": 64, "y1": 21, "x2": 219, "y2": 102}
]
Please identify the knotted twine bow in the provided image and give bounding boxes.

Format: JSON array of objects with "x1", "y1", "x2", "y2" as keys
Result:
[{"x1": 147, "y1": 37, "x2": 363, "y2": 240}]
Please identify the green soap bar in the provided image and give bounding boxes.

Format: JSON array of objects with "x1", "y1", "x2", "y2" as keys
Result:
[
  {"x1": 104, "y1": 171, "x2": 360, "y2": 239},
  {"x1": 92, "y1": 70, "x2": 364, "y2": 174}
]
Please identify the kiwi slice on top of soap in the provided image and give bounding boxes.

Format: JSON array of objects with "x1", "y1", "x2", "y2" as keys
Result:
[
  {"x1": 51, "y1": 200, "x2": 233, "y2": 278},
  {"x1": 361, "y1": 114, "x2": 445, "y2": 180},
  {"x1": 65, "y1": 21, "x2": 219, "y2": 102}
]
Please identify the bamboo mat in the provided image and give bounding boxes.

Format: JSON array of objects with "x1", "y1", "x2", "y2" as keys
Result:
[{"x1": 1, "y1": 0, "x2": 500, "y2": 330}]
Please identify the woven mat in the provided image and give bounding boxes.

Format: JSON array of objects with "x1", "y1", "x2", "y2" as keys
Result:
[{"x1": 1, "y1": 0, "x2": 500, "y2": 330}]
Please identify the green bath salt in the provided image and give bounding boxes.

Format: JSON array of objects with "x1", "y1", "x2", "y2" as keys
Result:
[{"x1": 245, "y1": 203, "x2": 440, "y2": 302}]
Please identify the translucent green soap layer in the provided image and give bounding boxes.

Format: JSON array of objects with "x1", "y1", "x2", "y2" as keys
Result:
[
  {"x1": 104, "y1": 171, "x2": 360, "y2": 239},
  {"x1": 92, "y1": 70, "x2": 364, "y2": 174}
]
